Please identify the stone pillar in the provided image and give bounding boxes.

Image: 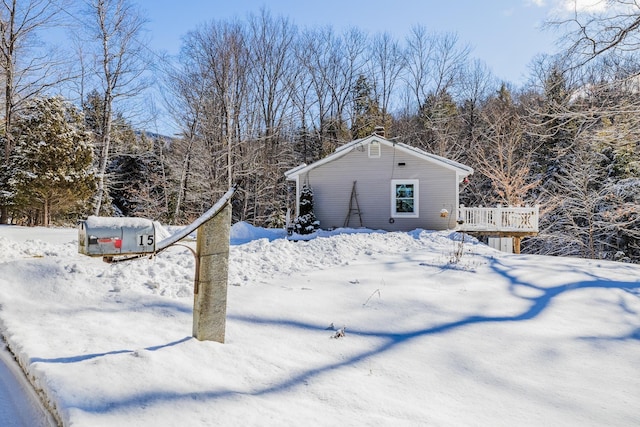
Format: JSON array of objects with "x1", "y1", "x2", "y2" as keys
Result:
[{"x1": 192, "y1": 202, "x2": 231, "y2": 342}]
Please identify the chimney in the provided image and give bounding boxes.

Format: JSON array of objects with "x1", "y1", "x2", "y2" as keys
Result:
[{"x1": 373, "y1": 126, "x2": 385, "y2": 137}]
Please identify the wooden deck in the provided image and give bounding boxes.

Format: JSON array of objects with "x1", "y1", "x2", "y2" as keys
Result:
[
  {"x1": 457, "y1": 206, "x2": 539, "y2": 253},
  {"x1": 457, "y1": 205, "x2": 539, "y2": 234}
]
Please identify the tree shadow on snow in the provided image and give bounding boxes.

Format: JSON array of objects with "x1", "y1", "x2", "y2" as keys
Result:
[
  {"x1": 30, "y1": 336, "x2": 192, "y2": 364},
  {"x1": 51, "y1": 256, "x2": 640, "y2": 416}
]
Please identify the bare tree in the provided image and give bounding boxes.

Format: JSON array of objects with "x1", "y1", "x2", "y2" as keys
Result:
[
  {"x1": 458, "y1": 59, "x2": 496, "y2": 144},
  {"x1": 161, "y1": 60, "x2": 207, "y2": 223},
  {"x1": 532, "y1": 131, "x2": 639, "y2": 261},
  {"x1": 549, "y1": 0, "x2": 640, "y2": 72},
  {"x1": 522, "y1": 51, "x2": 640, "y2": 261},
  {"x1": 400, "y1": 26, "x2": 471, "y2": 160},
  {"x1": 300, "y1": 26, "x2": 367, "y2": 152},
  {"x1": 403, "y1": 26, "x2": 470, "y2": 109},
  {"x1": 171, "y1": 19, "x2": 252, "y2": 222},
  {"x1": 403, "y1": 25, "x2": 435, "y2": 110},
  {"x1": 298, "y1": 27, "x2": 339, "y2": 147},
  {"x1": 79, "y1": 0, "x2": 149, "y2": 216},
  {"x1": 248, "y1": 9, "x2": 298, "y2": 140},
  {"x1": 471, "y1": 85, "x2": 539, "y2": 206},
  {"x1": 366, "y1": 32, "x2": 405, "y2": 116},
  {"x1": 539, "y1": 147, "x2": 606, "y2": 259},
  {"x1": 191, "y1": 19, "x2": 249, "y2": 189},
  {"x1": 246, "y1": 9, "x2": 300, "y2": 225},
  {"x1": 290, "y1": 49, "x2": 321, "y2": 163}
]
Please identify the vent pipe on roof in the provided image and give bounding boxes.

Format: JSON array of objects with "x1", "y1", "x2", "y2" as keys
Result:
[{"x1": 373, "y1": 126, "x2": 385, "y2": 137}]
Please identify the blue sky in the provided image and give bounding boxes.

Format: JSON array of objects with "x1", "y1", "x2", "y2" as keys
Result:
[{"x1": 139, "y1": 0, "x2": 568, "y2": 85}]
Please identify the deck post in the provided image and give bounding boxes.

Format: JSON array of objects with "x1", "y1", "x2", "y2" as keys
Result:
[{"x1": 513, "y1": 236, "x2": 522, "y2": 254}]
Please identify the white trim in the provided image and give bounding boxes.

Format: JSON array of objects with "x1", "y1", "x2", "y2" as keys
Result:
[
  {"x1": 284, "y1": 135, "x2": 473, "y2": 181},
  {"x1": 391, "y1": 179, "x2": 419, "y2": 218},
  {"x1": 285, "y1": 163, "x2": 307, "y2": 178},
  {"x1": 294, "y1": 175, "x2": 301, "y2": 216}
]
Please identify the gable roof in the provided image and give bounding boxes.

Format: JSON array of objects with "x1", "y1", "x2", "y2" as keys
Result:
[{"x1": 285, "y1": 134, "x2": 474, "y2": 180}]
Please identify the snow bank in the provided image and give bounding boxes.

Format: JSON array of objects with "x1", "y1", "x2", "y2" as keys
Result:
[{"x1": 230, "y1": 221, "x2": 286, "y2": 245}]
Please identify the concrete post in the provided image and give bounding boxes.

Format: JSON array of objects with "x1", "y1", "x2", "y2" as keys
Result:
[{"x1": 192, "y1": 202, "x2": 231, "y2": 342}]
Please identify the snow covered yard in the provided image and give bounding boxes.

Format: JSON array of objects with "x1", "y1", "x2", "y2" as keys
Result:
[{"x1": 0, "y1": 224, "x2": 638, "y2": 426}]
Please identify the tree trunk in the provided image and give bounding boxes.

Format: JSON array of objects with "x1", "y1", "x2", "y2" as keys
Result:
[
  {"x1": 43, "y1": 197, "x2": 49, "y2": 227},
  {"x1": 93, "y1": 105, "x2": 112, "y2": 216},
  {"x1": 0, "y1": 1, "x2": 16, "y2": 224},
  {"x1": 174, "y1": 141, "x2": 192, "y2": 224}
]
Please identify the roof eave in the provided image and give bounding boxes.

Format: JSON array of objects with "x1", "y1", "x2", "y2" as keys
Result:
[
  {"x1": 284, "y1": 163, "x2": 308, "y2": 179},
  {"x1": 284, "y1": 134, "x2": 474, "y2": 178},
  {"x1": 391, "y1": 142, "x2": 474, "y2": 175},
  {"x1": 284, "y1": 135, "x2": 375, "y2": 179}
]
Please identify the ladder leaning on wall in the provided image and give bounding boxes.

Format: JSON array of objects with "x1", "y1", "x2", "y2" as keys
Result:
[{"x1": 344, "y1": 181, "x2": 363, "y2": 228}]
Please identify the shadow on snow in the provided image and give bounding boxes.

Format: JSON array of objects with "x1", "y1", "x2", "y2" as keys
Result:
[
  {"x1": 30, "y1": 337, "x2": 192, "y2": 364},
  {"x1": 34, "y1": 256, "x2": 640, "y2": 416}
]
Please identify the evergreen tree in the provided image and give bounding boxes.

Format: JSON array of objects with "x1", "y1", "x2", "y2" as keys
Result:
[
  {"x1": 352, "y1": 74, "x2": 378, "y2": 139},
  {"x1": 8, "y1": 97, "x2": 96, "y2": 226},
  {"x1": 293, "y1": 184, "x2": 319, "y2": 234},
  {"x1": 293, "y1": 125, "x2": 323, "y2": 164},
  {"x1": 351, "y1": 74, "x2": 392, "y2": 140},
  {"x1": 107, "y1": 133, "x2": 171, "y2": 219},
  {"x1": 416, "y1": 90, "x2": 463, "y2": 161},
  {"x1": 533, "y1": 66, "x2": 578, "y2": 184}
]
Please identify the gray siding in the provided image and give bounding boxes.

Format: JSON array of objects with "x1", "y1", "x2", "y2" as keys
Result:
[{"x1": 300, "y1": 142, "x2": 460, "y2": 231}]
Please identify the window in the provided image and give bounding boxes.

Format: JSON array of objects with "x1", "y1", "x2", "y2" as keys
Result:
[
  {"x1": 368, "y1": 141, "x2": 381, "y2": 158},
  {"x1": 391, "y1": 180, "x2": 419, "y2": 218}
]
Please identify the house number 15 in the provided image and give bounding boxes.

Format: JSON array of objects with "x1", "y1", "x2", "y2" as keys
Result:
[{"x1": 138, "y1": 235, "x2": 154, "y2": 246}]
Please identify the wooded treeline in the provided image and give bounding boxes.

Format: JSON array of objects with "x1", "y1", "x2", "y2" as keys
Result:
[{"x1": 0, "y1": 1, "x2": 639, "y2": 262}]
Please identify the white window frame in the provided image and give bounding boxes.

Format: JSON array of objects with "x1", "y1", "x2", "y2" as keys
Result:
[
  {"x1": 391, "y1": 179, "x2": 419, "y2": 218},
  {"x1": 368, "y1": 141, "x2": 381, "y2": 158}
]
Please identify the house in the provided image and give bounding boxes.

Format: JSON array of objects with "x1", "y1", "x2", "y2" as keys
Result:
[{"x1": 285, "y1": 132, "x2": 474, "y2": 232}]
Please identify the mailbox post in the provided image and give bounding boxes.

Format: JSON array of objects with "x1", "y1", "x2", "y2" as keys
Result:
[{"x1": 192, "y1": 202, "x2": 231, "y2": 342}]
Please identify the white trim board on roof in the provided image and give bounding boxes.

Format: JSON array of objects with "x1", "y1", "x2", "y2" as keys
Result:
[{"x1": 285, "y1": 135, "x2": 473, "y2": 179}]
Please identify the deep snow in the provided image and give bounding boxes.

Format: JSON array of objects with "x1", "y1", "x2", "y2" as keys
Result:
[{"x1": 0, "y1": 222, "x2": 638, "y2": 426}]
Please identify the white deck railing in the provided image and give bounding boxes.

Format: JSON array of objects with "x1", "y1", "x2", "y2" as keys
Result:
[{"x1": 457, "y1": 205, "x2": 539, "y2": 233}]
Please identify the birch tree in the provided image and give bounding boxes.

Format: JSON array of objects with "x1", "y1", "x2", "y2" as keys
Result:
[{"x1": 79, "y1": 0, "x2": 149, "y2": 216}]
